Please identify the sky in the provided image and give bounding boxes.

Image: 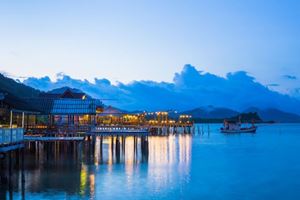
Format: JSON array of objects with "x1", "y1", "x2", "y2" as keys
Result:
[{"x1": 0, "y1": 0, "x2": 300, "y2": 94}]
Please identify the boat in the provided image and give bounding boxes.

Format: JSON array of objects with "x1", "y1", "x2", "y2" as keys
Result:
[{"x1": 220, "y1": 120, "x2": 257, "y2": 134}]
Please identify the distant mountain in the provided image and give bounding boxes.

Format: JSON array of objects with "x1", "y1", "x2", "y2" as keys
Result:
[
  {"x1": 182, "y1": 106, "x2": 300, "y2": 123},
  {"x1": 0, "y1": 73, "x2": 41, "y2": 110},
  {"x1": 245, "y1": 107, "x2": 300, "y2": 123},
  {"x1": 229, "y1": 112, "x2": 262, "y2": 123},
  {"x1": 0, "y1": 74, "x2": 40, "y2": 99},
  {"x1": 181, "y1": 106, "x2": 239, "y2": 119}
]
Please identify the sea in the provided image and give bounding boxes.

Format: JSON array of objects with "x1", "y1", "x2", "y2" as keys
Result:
[{"x1": 1, "y1": 123, "x2": 300, "y2": 200}]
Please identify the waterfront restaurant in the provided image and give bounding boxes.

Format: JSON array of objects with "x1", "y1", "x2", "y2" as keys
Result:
[
  {"x1": 25, "y1": 88, "x2": 104, "y2": 133},
  {"x1": 96, "y1": 106, "x2": 146, "y2": 125},
  {"x1": 1, "y1": 88, "x2": 194, "y2": 135}
]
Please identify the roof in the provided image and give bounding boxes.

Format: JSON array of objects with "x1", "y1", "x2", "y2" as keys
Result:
[
  {"x1": 28, "y1": 98, "x2": 53, "y2": 113},
  {"x1": 97, "y1": 106, "x2": 124, "y2": 117},
  {"x1": 51, "y1": 99, "x2": 96, "y2": 114},
  {"x1": 27, "y1": 98, "x2": 100, "y2": 115}
]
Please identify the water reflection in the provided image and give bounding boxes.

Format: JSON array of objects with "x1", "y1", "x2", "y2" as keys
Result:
[
  {"x1": 147, "y1": 135, "x2": 192, "y2": 193},
  {"x1": 0, "y1": 134, "x2": 192, "y2": 200}
]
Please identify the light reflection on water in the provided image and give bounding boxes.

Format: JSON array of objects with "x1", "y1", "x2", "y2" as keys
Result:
[
  {"x1": 0, "y1": 134, "x2": 192, "y2": 200},
  {"x1": 2, "y1": 124, "x2": 300, "y2": 199}
]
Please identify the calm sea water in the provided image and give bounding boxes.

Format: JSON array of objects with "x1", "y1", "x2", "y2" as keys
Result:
[{"x1": 1, "y1": 123, "x2": 300, "y2": 200}]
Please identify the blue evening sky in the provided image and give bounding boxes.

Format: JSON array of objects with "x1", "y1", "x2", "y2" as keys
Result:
[{"x1": 0, "y1": 0, "x2": 299, "y2": 93}]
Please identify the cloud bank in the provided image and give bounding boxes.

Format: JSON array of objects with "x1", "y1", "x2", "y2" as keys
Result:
[
  {"x1": 283, "y1": 75, "x2": 297, "y2": 80},
  {"x1": 23, "y1": 65, "x2": 300, "y2": 114}
]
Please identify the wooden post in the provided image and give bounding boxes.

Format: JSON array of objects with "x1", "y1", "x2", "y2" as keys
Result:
[
  {"x1": 116, "y1": 136, "x2": 120, "y2": 163},
  {"x1": 10, "y1": 110, "x2": 13, "y2": 128},
  {"x1": 21, "y1": 148, "x2": 25, "y2": 200},
  {"x1": 49, "y1": 115, "x2": 52, "y2": 127},
  {"x1": 26, "y1": 114, "x2": 29, "y2": 130},
  {"x1": 22, "y1": 112, "x2": 25, "y2": 128},
  {"x1": 111, "y1": 136, "x2": 114, "y2": 156},
  {"x1": 8, "y1": 151, "x2": 13, "y2": 199}
]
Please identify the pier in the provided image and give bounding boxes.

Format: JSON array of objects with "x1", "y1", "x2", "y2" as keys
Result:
[
  {"x1": 89, "y1": 124, "x2": 194, "y2": 136},
  {"x1": 90, "y1": 125, "x2": 148, "y2": 136},
  {"x1": 24, "y1": 136, "x2": 84, "y2": 141}
]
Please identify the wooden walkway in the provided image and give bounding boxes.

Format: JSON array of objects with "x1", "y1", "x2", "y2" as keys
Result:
[
  {"x1": 90, "y1": 126, "x2": 149, "y2": 136},
  {"x1": 89, "y1": 131, "x2": 149, "y2": 136},
  {"x1": 24, "y1": 136, "x2": 84, "y2": 141}
]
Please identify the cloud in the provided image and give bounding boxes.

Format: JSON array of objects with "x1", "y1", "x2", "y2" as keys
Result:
[
  {"x1": 267, "y1": 83, "x2": 280, "y2": 87},
  {"x1": 290, "y1": 88, "x2": 300, "y2": 99},
  {"x1": 283, "y1": 75, "x2": 297, "y2": 80},
  {"x1": 23, "y1": 64, "x2": 300, "y2": 114}
]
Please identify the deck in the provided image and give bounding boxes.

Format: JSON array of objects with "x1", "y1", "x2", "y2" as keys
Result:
[
  {"x1": 90, "y1": 124, "x2": 194, "y2": 136},
  {"x1": 0, "y1": 128, "x2": 24, "y2": 152},
  {"x1": 89, "y1": 126, "x2": 149, "y2": 136},
  {"x1": 24, "y1": 136, "x2": 84, "y2": 141}
]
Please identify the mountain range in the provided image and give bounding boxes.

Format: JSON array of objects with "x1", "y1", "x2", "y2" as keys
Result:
[{"x1": 181, "y1": 106, "x2": 300, "y2": 123}]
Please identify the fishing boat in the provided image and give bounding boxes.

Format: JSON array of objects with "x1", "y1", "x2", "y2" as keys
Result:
[{"x1": 220, "y1": 120, "x2": 257, "y2": 134}]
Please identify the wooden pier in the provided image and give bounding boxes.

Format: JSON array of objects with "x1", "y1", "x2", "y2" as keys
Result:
[
  {"x1": 90, "y1": 126, "x2": 149, "y2": 136},
  {"x1": 24, "y1": 123, "x2": 194, "y2": 139},
  {"x1": 24, "y1": 136, "x2": 84, "y2": 141},
  {"x1": 90, "y1": 124, "x2": 194, "y2": 136}
]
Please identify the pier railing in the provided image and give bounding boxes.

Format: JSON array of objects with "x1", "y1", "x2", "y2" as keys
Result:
[
  {"x1": 0, "y1": 128, "x2": 24, "y2": 146},
  {"x1": 92, "y1": 125, "x2": 148, "y2": 133},
  {"x1": 91, "y1": 124, "x2": 194, "y2": 135}
]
